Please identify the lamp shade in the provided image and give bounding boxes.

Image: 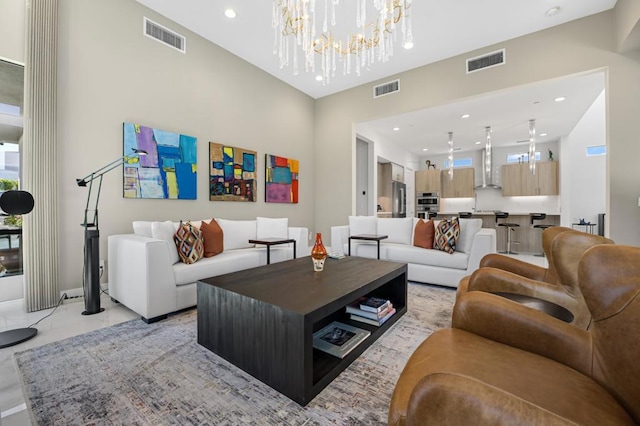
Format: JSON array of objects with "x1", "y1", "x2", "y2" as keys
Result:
[{"x1": 0, "y1": 190, "x2": 35, "y2": 215}]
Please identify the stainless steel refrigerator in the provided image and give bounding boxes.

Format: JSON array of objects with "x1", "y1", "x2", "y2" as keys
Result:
[{"x1": 392, "y1": 181, "x2": 406, "y2": 218}]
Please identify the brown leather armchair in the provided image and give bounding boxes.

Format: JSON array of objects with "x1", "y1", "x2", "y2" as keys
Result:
[
  {"x1": 457, "y1": 229, "x2": 613, "y2": 328},
  {"x1": 389, "y1": 244, "x2": 640, "y2": 425}
]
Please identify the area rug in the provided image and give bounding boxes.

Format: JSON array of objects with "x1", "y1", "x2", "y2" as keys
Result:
[{"x1": 15, "y1": 283, "x2": 455, "y2": 425}]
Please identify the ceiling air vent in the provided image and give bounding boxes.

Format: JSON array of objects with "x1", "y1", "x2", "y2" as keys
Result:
[
  {"x1": 466, "y1": 49, "x2": 505, "y2": 74},
  {"x1": 143, "y1": 17, "x2": 186, "y2": 53},
  {"x1": 373, "y1": 79, "x2": 400, "y2": 98}
]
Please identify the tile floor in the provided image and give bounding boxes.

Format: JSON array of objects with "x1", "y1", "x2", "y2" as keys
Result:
[{"x1": 0, "y1": 254, "x2": 547, "y2": 426}]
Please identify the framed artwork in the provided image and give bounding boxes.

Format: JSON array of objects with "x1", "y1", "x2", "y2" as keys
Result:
[
  {"x1": 265, "y1": 154, "x2": 299, "y2": 203},
  {"x1": 209, "y1": 142, "x2": 256, "y2": 202},
  {"x1": 122, "y1": 122, "x2": 197, "y2": 199}
]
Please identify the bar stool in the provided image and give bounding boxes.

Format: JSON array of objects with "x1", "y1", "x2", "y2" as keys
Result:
[
  {"x1": 531, "y1": 213, "x2": 553, "y2": 256},
  {"x1": 495, "y1": 211, "x2": 520, "y2": 255},
  {"x1": 428, "y1": 211, "x2": 438, "y2": 219},
  {"x1": 458, "y1": 212, "x2": 472, "y2": 218}
]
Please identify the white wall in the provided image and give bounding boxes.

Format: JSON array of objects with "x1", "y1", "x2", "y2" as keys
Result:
[
  {"x1": 0, "y1": 0, "x2": 25, "y2": 64},
  {"x1": 560, "y1": 90, "x2": 606, "y2": 228}
]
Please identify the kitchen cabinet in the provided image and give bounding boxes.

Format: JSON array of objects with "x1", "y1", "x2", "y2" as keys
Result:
[
  {"x1": 502, "y1": 162, "x2": 558, "y2": 196},
  {"x1": 391, "y1": 163, "x2": 404, "y2": 183},
  {"x1": 441, "y1": 167, "x2": 475, "y2": 198},
  {"x1": 415, "y1": 169, "x2": 441, "y2": 193}
]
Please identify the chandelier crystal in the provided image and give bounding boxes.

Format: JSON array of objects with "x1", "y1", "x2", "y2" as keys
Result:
[
  {"x1": 485, "y1": 126, "x2": 492, "y2": 178},
  {"x1": 272, "y1": 0, "x2": 413, "y2": 84},
  {"x1": 528, "y1": 119, "x2": 536, "y2": 175},
  {"x1": 448, "y1": 131, "x2": 454, "y2": 181}
]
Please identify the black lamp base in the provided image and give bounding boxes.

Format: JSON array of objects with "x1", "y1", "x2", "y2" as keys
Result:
[
  {"x1": 0, "y1": 327, "x2": 38, "y2": 349},
  {"x1": 82, "y1": 308, "x2": 104, "y2": 316}
]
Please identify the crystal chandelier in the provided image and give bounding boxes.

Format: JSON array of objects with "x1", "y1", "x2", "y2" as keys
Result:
[
  {"x1": 272, "y1": 0, "x2": 413, "y2": 84},
  {"x1": 448, "y1": 131, "x2": 454, "y2": 180},
  {"x1": 485, "y1": 126, "x2": 492, "y2": 178},
  {"x1": 528, "y1": 119, "x2": 536, "y2": 174}
]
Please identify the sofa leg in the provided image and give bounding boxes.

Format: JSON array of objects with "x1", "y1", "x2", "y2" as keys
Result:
[{"x1": 142, "y1": 314, "x2": 168, "y2": 324}]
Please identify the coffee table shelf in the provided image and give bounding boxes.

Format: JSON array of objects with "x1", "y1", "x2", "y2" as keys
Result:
[{"x1": 197, "y1": 256, "x2": 407, "y2": 406}]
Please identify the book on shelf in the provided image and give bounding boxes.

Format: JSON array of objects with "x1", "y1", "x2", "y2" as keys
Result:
[
  {"x1": 350, "y1": 308, "x2": 397, "y2": 327},
  {"x1": 345, "y1": 300, "x2": 394, "y2": 320},
  {"x1": 312, "y1": 321, "x2": 371, "y2": 359},
  {"x1": 359, "y1": 296, "x2": 391, "y2": 313}
]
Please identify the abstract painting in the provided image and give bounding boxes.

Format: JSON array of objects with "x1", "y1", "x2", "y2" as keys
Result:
[
  {"x1": 209, "y1": 142, "x2": 256, "y2": 202},
  {"x1": 122, "y1": 123, "x2": 197, "y2": 199},
  {"x1": 265, "y1": 154, "x2": 299, "y2": 203}
]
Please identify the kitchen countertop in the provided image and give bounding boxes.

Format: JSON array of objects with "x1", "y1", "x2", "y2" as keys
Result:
[{"x1": 438, "y1": 212, "x2": 560, "y2": 216}]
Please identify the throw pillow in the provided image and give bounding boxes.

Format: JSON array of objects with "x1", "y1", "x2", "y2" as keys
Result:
[
  {"x1": 413, "y1": 219, "x2": 435, "y2": 249},
  {"x1": 434, "y1": 217, "x2": 460, "y2": 254},
  {"x1": 174, "y1": 221, "x2": 204, "y2": 264},
  {"x1": 151, "y1": 220, "x2": 180, "y2": 264},
  {"x1": 200, "y1": 218, "x2": 224, "y2": 257},
  {"x1": 216, "y1": 219, "x2": 257, "y2": 250},
  {"x1": 256, "y1": 217, "x2": 289, "y2": 239}
]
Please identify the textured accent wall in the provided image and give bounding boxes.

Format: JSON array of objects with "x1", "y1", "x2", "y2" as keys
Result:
[{"x1": 22, "y1": 0, "x2": 60, "y2": 311}]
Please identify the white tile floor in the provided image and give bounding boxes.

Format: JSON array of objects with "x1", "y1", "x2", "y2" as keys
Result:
[{"x1": 0, "y1": 254, "x2": 547, "y2": 425}]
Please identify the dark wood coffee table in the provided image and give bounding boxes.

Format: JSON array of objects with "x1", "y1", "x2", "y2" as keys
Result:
[{"x1": 197, "y1": 256, "x2": 407, "y2": 405}]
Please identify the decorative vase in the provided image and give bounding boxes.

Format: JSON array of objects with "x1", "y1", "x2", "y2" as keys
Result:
[{"x1": 311, "y1": 233, "x2": 327, "y2": 272}]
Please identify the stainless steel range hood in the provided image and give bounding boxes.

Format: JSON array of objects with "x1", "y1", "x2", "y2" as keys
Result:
[{"x1": 475, "y1": 148, "x2": 502, "y2": 190}]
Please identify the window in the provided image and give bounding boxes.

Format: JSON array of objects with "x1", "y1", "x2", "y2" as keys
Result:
[
  {"x1": 444, "y1": 158, "x2": 472, "y2": 168},
  {"x1": 586, "y1": 145, "x2": 606, "y2": 156},
  {"x1": 506, "y1": 151, "x2": 541, "y2": 164},
  {"x1": 0, "y1": 143, "x2": 22, "y2": 277}
]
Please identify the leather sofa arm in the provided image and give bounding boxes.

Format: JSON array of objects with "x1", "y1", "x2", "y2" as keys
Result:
[
  {"x1": 480, "y1": 253, "x2": 548, "y2": 281},
  {"x1": 464, "y1": 267, "x2": 574, "y2": 310},
  {"x1": 404, "y1": 373, "x2": 574, "y2": 426},
  {"x1": 452, "y1": 291, "x2": 592, "y2": 375}
]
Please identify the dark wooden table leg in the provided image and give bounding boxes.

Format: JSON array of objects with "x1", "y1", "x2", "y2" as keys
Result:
[
  {"x1": 348, "y1": 237, "x2": 352, "y2": 256},
  {"x1": 266, "y1": 246, "x2": 271, "y2": 265},
  {"x1": 293, "y1": 241, "x2": 297, "y2": 259}
]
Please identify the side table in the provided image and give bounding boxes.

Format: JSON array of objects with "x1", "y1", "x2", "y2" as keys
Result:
[
  {"x1": 571, "y1": 223, "x2": 596, "y2": 234},
  {"x1": 249, "y1": 238, "x2": 296, "y2": 265},
  {"x1": 348, "y1": 234, "x2": 388, "y2": 259}
]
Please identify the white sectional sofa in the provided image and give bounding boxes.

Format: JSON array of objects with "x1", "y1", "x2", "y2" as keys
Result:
[
  {"x1": 331, "y1": 217, "x2": 496, "y2": 288},
  {"x1": 108, "y1": 218, "x2": 308, "y2": 323}
]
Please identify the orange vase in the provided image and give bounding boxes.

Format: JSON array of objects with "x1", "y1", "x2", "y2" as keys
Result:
[{"x1": 311, "y1": 233, "x2": 328, "y2": 272}]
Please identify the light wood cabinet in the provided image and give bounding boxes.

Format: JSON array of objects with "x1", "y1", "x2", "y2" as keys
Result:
[
  {"x1": 441, "y1": 167, "x2": 475, "y2": 198},
  {"x1": 391, "y1": 163, "x2": 404, "y2": 183},
  {"x1": 377, "y1": 163, "x2": 392, "y2": 212},
  {"x1": 501, "y1": 162, "x2": 558, "y2": 196},
  {"x1": 415, "y1": 169, "x2": 441, "y2": 193}
]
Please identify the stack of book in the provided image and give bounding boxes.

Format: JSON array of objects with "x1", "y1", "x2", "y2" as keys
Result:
[{"x1": 346, "y1": 296, "x2": 396, "y2": 327}]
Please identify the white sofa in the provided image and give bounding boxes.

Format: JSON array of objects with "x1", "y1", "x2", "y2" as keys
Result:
[
  {"x1": 331, "y1": 217, "x2": 496, "y2": 288},
  {"x1": 108, "y1": 218, "x2": 308, "y2": 322}
]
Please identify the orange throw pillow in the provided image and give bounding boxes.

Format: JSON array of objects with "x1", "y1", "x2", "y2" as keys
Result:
[
  {"x1": 200, "y1": 218, "x2": 224, "y2": 257},
  {"x1": 414, "y1": 219, "x2": 435, "y2": 249}
]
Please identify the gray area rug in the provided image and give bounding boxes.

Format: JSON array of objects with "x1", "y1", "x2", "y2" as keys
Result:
[{"x1": 15, "y1": 283, "x2": 455, "y2": 425}]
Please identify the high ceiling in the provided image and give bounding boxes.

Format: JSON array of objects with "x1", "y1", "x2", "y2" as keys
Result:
[{"x1": 136, "y1": 0, "x2": 616, "y2": 99}]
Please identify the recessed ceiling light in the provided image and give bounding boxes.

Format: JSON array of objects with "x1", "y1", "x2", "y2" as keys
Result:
[
  {"x1": 224, "y1": 8, "x2": 237, "y2": 19},
  {"x1": 315, "y1": 75, "x2": 323, "y2": 81},
  {"x1": 546, "y1": 6, "x2": 561, "y2": 17},
  {"x1": 555, "y1": 96, "x2": 566, "y2": 102},
  {"x1": 403, "y1": 41, "x2": 414, "y2": 50},
  {"x1": 393, "y1": 127, "x2": 400, "y2": 131},
  {"x1": 475, "y1": 141, "x2": 482, "y2": 145},
  {"x1": 540, "y1": 133, "x2": 548, "y2": 137},
  {"x1": 461, "y1": 114, "x2": 470, "y2": 119},
  {"x1": 533, "y1": 101, "x2": 540, "y2": 105},
  {"x1": 422, "y1": 148, "x2": 428, "y2": 152}
]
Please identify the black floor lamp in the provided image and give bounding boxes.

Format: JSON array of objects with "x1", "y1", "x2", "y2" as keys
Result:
[
  {"x1": 0, "y1": 190, "x2": 36, "y2": 348},
  {"x1": 76, "y1": 148, "x2": 147, "y2": 315}
]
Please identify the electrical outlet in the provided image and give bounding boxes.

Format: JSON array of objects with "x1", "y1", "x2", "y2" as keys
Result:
[{"x1": 99, "y1": 259, "x2": 105, "y2": 271}]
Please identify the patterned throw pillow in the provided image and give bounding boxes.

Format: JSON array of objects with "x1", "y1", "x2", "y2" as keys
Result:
[
  {"x1": 434, "y1": 217, "x2": 460, "y2": 254},
  {"x1": 413, "y1": 219, "x2": 435, "y2": 249},
  {"x1": 174, "y1": 221, "x2": 204, "y2": 264}
]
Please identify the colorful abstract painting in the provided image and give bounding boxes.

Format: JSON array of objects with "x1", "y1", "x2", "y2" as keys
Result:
[
  {"x1": 265, "y1": 154, "x2": 299, "y2": 203},
  {"x1": 122, "y1": 123, "x2": 197, "y2": 199},
  {"x1": 209, "y1": 142, "x2": 256, "y2": 202}
]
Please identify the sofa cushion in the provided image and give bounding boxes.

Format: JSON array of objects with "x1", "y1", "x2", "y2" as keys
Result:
[
  {"x1": 349, "y1": 216, "x2": 376, "y2": 236},
  {"x1": 151, "y1": 220, "x2": 180, "y2": 264},
  {"x1": 414, "y1": 219, "x2": 435, "y2": 249},
  {"x1": 435, "y1": 217, "x2": 460, "y2": 254},
  {"x1": 200, "y1": 218, "x2": 224, "y2": 257},
  {"x1": 385, "y1": 244, "x2": 470, "y2": 270},
  {"x1": 217, "y1": 219, "x2": 257, "y2": 250},
  {"x1": 132, "y1": 221, "x2": 153, "y2": 238},
  {"x1": 377, "y1": 217, "x2": 413, "y2": 245},
  {"x1": 173, "y1": 249, "x2": 261, "y2": 286},
  {"x1": 174, "y1": 221, "x2": 204, "y2": 264},
  {"x1": 457, "y1": 219, "x2": 483, "y2": 253},
  {"x1": 256, "y1": 217, "x2": 289, "y2": 239}
]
